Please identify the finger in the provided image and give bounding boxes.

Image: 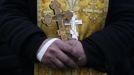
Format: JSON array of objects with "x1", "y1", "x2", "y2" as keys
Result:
[
  {"x1": 42, "y1": 55, "x2": 57, "y2": 69},
  {"x1": 54, "y1": 40, "x2": 73, "y2": 54},
  {"x1": 65, "y1": 40, "x2": 80, "y2": 58},
  {"x1": 53, "y1": 40, "x2": 80, "y2": 65},
  {"x1": 77, "y1": 56, "x2": 87, "y2": 66},
  {"x1": 51, "y1": 57, "x2": 65, "y2": 69},
  {"x1": 46, "y1": 61, "x2": 57, "y2": 69},
  {"x1": 55, "y1": 49, "x2": 78, "y2": 68},
  {"x1": 47, "y1": 46, "x2": 66, "y2": 68},
  {"x1": 43, "y1": 52, "x2": 65, "y2": 69},
  {"x1": 59, "y1": 43, "x2": 79, "y2": 62}
]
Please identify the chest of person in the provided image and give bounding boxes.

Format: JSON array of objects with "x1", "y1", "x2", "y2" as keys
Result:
[{"x1": 36, "y1": 0, "x2": 109, "y2": 75}]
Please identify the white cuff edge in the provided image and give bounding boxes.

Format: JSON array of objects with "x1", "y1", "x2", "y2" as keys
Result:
[{"x1": 37, "y1": 38, "x2": 60, "y2": 62}]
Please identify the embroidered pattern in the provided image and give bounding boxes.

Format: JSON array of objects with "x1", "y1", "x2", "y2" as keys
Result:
[{"x1": 36, "y1": 0, "x2": 109, "y2": 75}]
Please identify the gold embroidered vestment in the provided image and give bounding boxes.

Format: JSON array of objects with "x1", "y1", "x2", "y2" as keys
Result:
[{"x1": 36, "y1": 0, "x2": 109, "y2": 75}]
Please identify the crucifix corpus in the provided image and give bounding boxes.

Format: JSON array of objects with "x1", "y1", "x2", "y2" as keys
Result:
[{"x1": 68, "y1": 13, "x2": 82, "y2": 40}]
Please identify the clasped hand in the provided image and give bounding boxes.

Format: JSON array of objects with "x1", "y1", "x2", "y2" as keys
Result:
[{"x1": 41, "y1": 39, "x2": 87, "y2": 69}]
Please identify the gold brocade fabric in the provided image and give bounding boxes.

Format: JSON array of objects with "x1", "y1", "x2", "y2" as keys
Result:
[
  {"x1": 38, "y1": 0, "x2": 109, "y2": 40},
  {"x1": 35, "y1": 0, "x2": 109, "y2": 75}
]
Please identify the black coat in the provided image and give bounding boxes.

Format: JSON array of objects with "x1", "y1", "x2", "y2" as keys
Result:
[{"x1": 0, "y1": 0, "x2": 134, "y2": 75}]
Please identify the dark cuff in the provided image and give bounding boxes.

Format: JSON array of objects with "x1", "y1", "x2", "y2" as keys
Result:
[
  {"x1": 81, "y1": 38, "x2": 106, "y2": 72},
  {"x1": 17, "y1": 26, "x2": 46, "y2": 63}
]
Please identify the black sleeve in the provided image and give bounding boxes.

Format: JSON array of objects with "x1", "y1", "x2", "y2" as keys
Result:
[
  {"x1": 0, "y1": 0, "x2": 46, "y2": 63},
  {"x1": 81, "y1": 0, "x2": 134, "y2": 75}
]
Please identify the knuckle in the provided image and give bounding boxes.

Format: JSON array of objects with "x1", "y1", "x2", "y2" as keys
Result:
[
  {"x1": 43, "y1": 55, "x2": 53, "y2": 64},
  {"x1": 64, "y1": 45, "x2": 73, "y2": 53},
  {"x1": 68, "y1": 48, "x2": 74, "y2": 55},
  {"x1": 48, "y1": 47, "x2": 56, "y2": 54},
  {"x1": 54, "y1": 40, "x2": 61, "y2": 45},
  {"x1": 45, "y1": 54, "x2": 55, "y2": 61},
  {"x1": 45, "y1": 54, "x2": 52, "y2": 60}
]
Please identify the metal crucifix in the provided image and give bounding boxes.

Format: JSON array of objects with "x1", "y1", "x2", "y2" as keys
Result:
[
  {"x1": 47, "y1": 0, "x2": 73, "y2": 40},
  {"x1": 42, "y1": 0, "x2": 82, "y2": 40}
]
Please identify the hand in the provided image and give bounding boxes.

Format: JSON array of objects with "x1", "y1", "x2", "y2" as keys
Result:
[
  {"x1": 41, "y1": 39, "x2": 78, "y2": 69},
  {"x1": 66, "y1": 40, "x2": 87, "y2": 66}
]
